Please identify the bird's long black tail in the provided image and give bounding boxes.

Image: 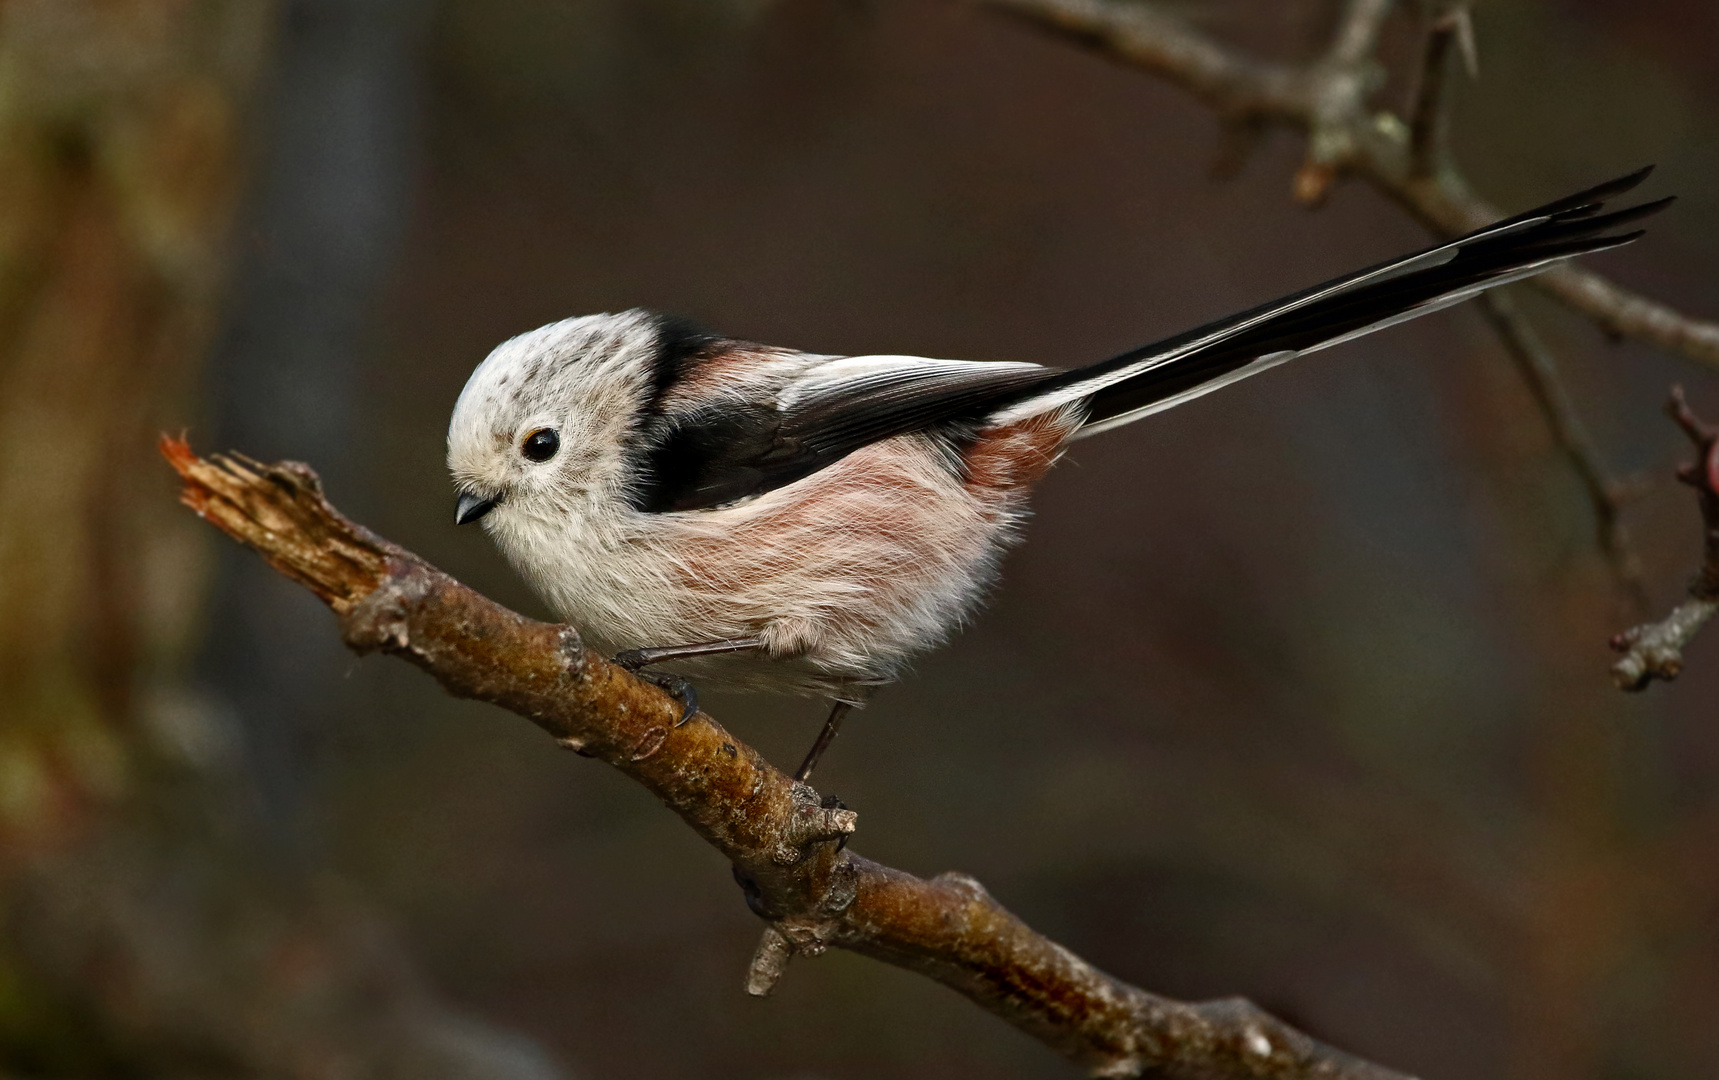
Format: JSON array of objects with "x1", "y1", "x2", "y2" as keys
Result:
[{"x1": 999, "y1": 168, "x2": 1670, "y2": 436}]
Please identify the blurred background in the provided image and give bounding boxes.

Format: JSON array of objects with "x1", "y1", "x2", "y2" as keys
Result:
[{"x1": 1, "y1": 1, "x2": 1716, "y2": 1077}]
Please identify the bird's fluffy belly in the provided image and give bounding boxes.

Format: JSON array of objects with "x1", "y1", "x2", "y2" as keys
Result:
[{"x1": 492, "y1": 435, "x2": 1026, "y2": 695}]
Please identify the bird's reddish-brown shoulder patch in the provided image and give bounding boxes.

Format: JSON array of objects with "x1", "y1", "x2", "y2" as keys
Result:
[
  {"x1": 962, "y1": 411, "x2": 1079, "y2": 494},
  {"x1": 654, "y1": 344, "x2": 789, "y2": 412}
]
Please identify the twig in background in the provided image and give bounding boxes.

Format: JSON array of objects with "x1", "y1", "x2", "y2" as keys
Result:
[
  {"x1": 1406, "y1": 5, "x2": 1470, "y2": 179},
  {"x1": 1326, "y1": 0, "x2": 1397, "y2": 68},
  {"x1": 160, "y1": 435, "x2": 1417, "y2": 1080},
  {"x1": 1611, "y1": 389, "x2": 1719, "y2": 689},
  {"x1": 1479, "y1": 292, "x2": 1650, "y2": 614}
]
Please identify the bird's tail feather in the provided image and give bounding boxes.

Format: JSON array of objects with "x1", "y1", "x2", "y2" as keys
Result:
[{"x1": 992, "y1": 167, "x2": 1670, "y2": 437}]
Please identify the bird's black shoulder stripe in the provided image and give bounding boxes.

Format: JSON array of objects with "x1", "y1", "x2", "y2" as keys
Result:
[
  {"x1": 629, "y1": 312, "x2": 786, "y2": 512},
  {"x1": 631, "y1": 402, "x2": 788, "y2": 513},
  {"x1": 645, "y1": 312, "x2": 725, "y2": 406}
]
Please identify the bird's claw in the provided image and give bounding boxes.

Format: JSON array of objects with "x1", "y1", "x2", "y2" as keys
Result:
[
  {"x1": 640, "y1": 671, "x2": 700, "y2": 727},
  {"x1": 608, "y1": 649, "x2": 698, "y2": 725}
]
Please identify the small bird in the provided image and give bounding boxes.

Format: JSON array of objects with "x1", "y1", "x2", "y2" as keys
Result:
[{"x1": 448, "y1": 169, "x2": 1668, "y2": 781}]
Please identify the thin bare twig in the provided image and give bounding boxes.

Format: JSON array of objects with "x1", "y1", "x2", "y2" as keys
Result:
[
  {"x1": 161, "y1": 437, "x2": 1415, "y2": 1080},
  {"x1": 1325, "y1": 0, "x2": 1397, "y2": 69},
  {"x1": 983, "y1": 0, "x2": 1719, "y2": 373},
  {"x1": 1538, "y1": 267, "x2": 1719, "y2": 369},
  {"x1": 1610, "y1": 390, "x2": 1719, "y2": 689},
  {"x1": 1479, "y1": 292, "x2": 1649, "y2": 613},
  {"x1": 1406, "y1": 5, "x2": 1469, "y2": 178}
]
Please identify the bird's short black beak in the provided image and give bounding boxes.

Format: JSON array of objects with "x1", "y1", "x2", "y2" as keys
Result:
[{"x1": 455, "y1": 491, "x2": 499, "y2": 525}]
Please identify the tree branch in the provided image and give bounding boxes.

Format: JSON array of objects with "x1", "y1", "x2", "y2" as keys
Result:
[
  {"x1": 1478, "y1": 291, "x2": 1649, "y2": 612},
  {"x1": 1610, "y1": 390, "x2": 1719, "y2": 689},
  {"x1": 983, "y1": 0, "x2": 1719, "y2": 373},
  {"x1": 160, "y1": 436, "x2": 1414, "y2": 1079}
]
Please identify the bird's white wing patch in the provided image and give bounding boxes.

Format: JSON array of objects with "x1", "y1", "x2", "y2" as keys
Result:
[{"x1": 779, "y1": 355, "x2": 1047, "y2": 411}]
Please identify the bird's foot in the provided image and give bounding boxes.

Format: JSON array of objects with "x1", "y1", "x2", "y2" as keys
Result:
[
  {"x1": 639, "y1": 671, "x2": 699, "y2": 727},
  {"x1": 609, "y1": 656, "x2": 700, "y2": 725},
  {"x1": 610, "y1": 639, "x2": 763, "y2": 727}
]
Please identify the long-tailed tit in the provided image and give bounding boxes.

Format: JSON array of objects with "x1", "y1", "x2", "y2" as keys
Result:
[{"x1": 448, "y1": 169, "x2": 1669, "y2": 780}]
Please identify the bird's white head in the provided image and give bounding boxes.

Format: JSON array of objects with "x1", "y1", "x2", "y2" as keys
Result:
[{"x1": 446, "y1": 309, "x2": 671, "y2": 529}]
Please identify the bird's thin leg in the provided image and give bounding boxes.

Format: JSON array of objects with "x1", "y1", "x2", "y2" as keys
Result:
[
  {"x1": 610, "y1": 637, "x2": 765, "y2": 728},
  {"x1": 612, "y1": 637, "x2": 765, "y2": 670},
  {"x1": 794, "y1": 699, "x2": 854, "y2": 784}
]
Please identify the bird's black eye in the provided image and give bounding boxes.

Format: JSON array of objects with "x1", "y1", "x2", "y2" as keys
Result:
[{"x1": 521, "y1": 428, "x2": 560, "y2": 462}]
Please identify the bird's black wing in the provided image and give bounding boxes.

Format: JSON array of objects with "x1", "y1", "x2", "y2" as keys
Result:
[{"x1": 630, "y1": 355, "x2": 1062, "y2": 513}]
